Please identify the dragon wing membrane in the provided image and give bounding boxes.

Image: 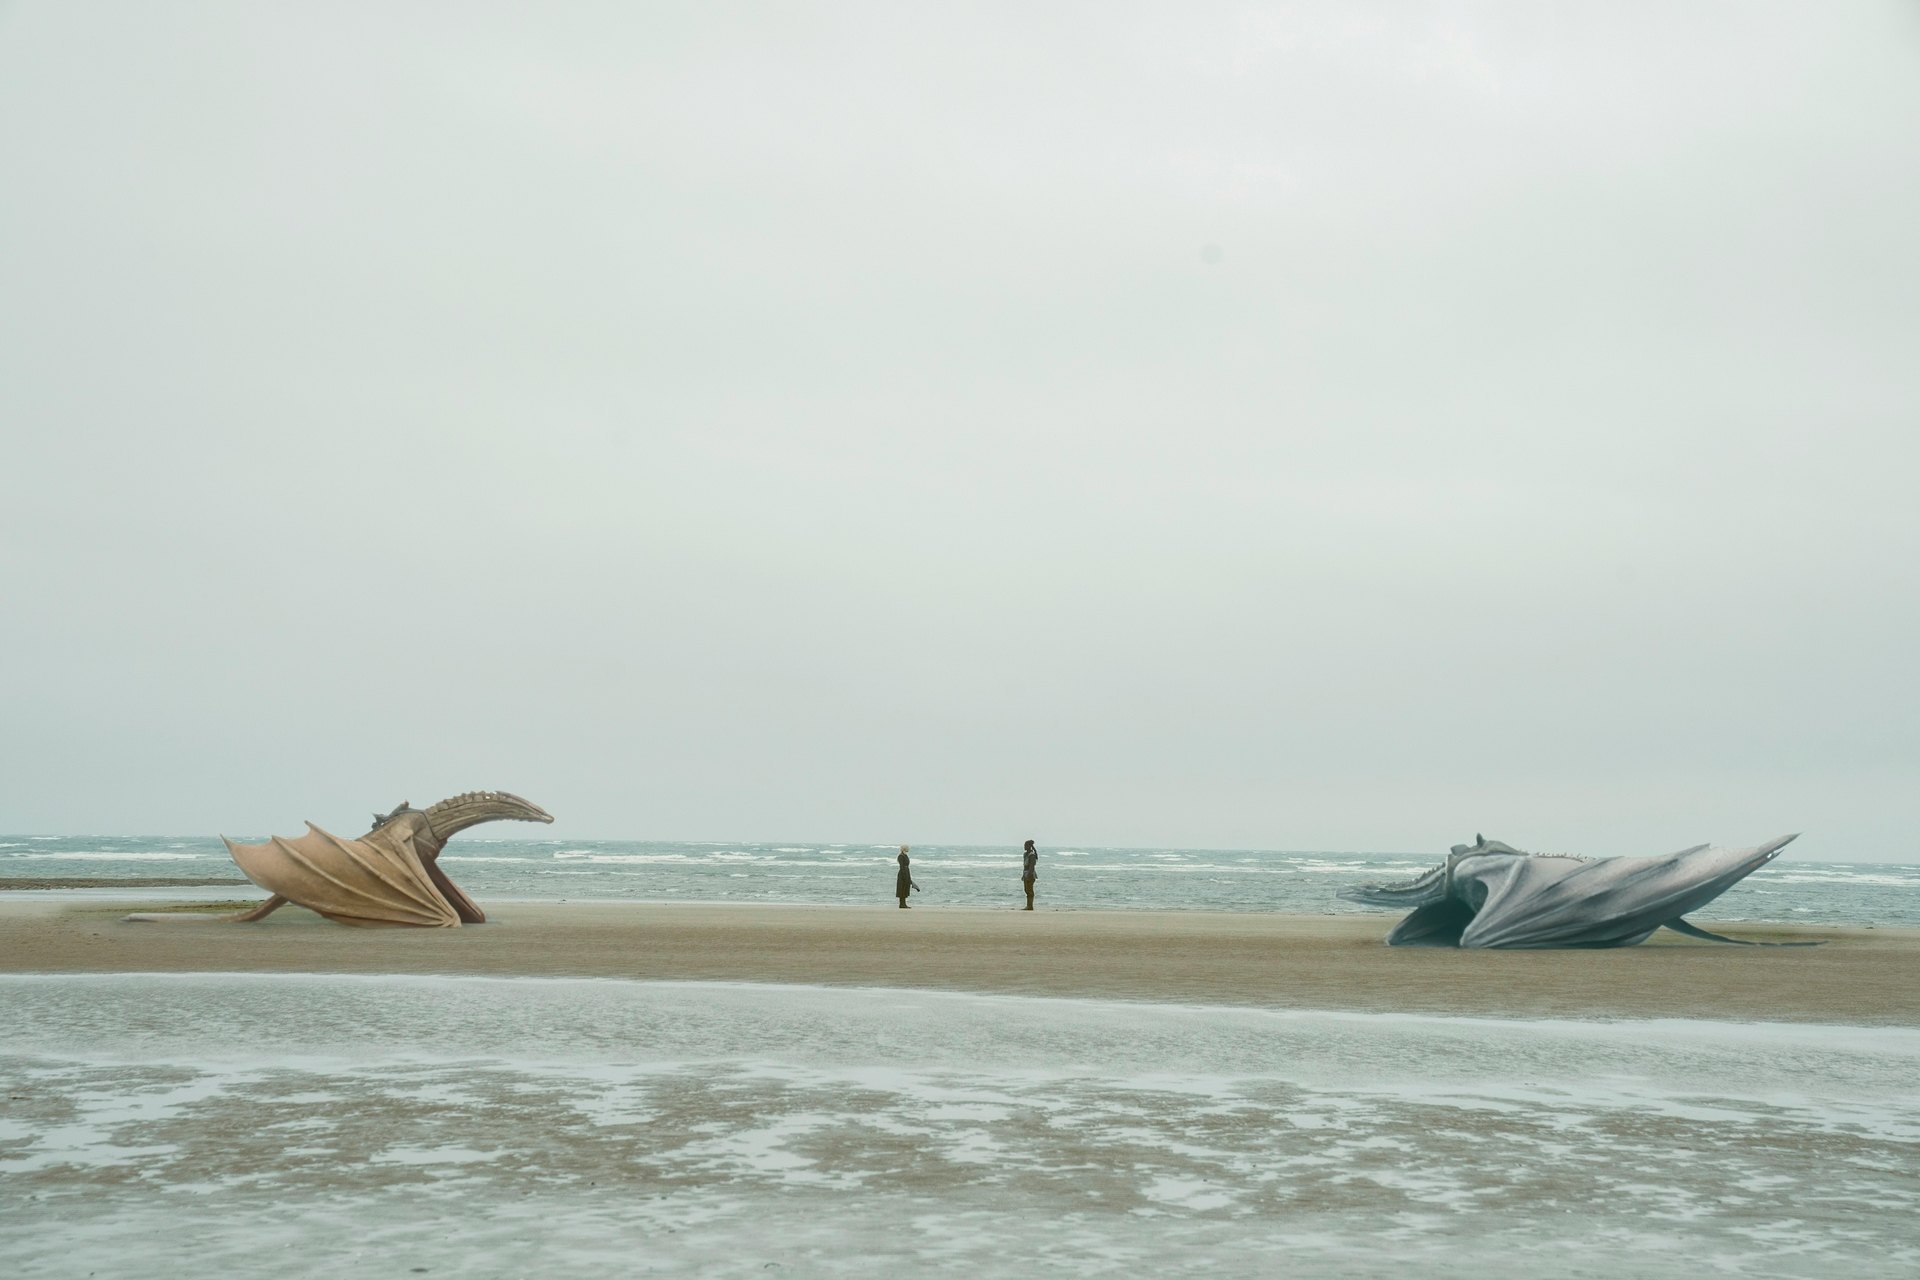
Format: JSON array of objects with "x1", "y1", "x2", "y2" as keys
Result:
[
  {"x1": 1456, "y1": 838, "x2": 1796, "y2": 949},
  {"x1": 223, "y1": 822, "x2": 462, "y2": 927},
  {"x1": 1456, "y1": 854, "x2": 1676, "y2": 949}
]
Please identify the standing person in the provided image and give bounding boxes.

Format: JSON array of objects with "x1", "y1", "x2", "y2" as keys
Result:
[
  {"x1": 895, "y1": 845, "x2": 920, "y2": 908},
  {"x1": 1020, "y1": 839, "x2": 1038, "y2": 910}
]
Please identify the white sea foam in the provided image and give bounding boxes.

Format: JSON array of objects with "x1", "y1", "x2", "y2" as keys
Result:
[
  {"x1": 3, "y1": 851, "x2": 210, "y2": 861},
  {"x1": 1767, "y1": 871, "x2": 1917, "y2": 887},
  {"x1": 553, "y1": 851, "x2": 710, "y2": 863},
  {"x1": 434, "y1": 855, "x2": 544, "y2": 863}
]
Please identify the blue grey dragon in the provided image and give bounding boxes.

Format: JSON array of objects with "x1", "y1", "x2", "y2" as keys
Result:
[{"x1": 1339, "y1": 834, "x2": 1814, "y2": 948}]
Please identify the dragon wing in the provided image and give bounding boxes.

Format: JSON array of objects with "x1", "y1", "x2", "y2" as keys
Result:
[
  {"x1": 1455, "y1": 837, "x2": 1796, "y2": 949},
  {"x1": 223, "y1": 821, "x2": 462, "y2": 927}
]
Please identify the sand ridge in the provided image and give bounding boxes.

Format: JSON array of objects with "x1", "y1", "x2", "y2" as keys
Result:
[{"x1": 2, "y1": 897, "x2": 1915, "y2": 1024}]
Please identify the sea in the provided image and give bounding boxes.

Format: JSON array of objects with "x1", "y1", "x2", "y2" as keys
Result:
[{"x1": 4, "y1": 833, "x2": 1919, "y2": 926}]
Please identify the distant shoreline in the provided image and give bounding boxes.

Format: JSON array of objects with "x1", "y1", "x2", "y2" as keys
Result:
[{"x1": 4, "y1": 898, "x2": 1914, "y2": 1026}]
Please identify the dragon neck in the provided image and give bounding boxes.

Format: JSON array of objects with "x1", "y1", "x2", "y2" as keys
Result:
[{"x1": 421, "y1": 791, "x2": 555, "y2": 842}]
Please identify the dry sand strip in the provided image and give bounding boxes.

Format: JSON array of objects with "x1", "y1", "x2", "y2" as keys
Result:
[{"x1": 2, "y1": 897, "x2": 1916, "y2": 1025}]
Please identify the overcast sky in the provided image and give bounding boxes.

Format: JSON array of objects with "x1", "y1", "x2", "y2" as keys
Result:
[{"x1": 2, "y1": 3, "x2": 1916, "y2": 858}]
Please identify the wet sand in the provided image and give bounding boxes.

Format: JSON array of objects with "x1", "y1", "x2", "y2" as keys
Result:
[{"x1": 3, "y1": 897, "x2": 1915, "y2": 1024}]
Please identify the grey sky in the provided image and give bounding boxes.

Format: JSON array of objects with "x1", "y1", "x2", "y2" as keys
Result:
[{"x1": 3, "y1": 3, "x2": 1916, "y2": 858}]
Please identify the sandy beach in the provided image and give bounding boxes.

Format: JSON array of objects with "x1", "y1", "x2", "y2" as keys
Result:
[{"x1": 4, "y1": 896, "x2": 1913, "y2": 1024}]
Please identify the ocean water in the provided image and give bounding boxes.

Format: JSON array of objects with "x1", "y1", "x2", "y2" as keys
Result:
[
  {"x1": 4, "y1": 834, "x2": 1919, "y2": 927},
  {"x1": 2, "y1": 975, "x2": 1914, "y2": 1278}
]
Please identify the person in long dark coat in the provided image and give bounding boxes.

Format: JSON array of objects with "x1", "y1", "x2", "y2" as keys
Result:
[
  {"x1": 895, "y1": 845, "x2": 920, "y2": 908},
  {"x1": 1020, "y1": 839, "x2": 1038, "y2": 910}
]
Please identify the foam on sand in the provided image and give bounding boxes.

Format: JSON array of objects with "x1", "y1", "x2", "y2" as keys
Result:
[{"x1": 2, "y1": 975, "x2": 1916, "y2": 1277}]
